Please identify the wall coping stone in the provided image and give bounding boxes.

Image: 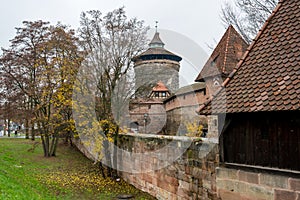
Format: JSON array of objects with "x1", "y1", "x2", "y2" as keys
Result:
[
  {"x1": 120, "y1": 132, "x2": 203, "y2": 141},
  {"x1": 120, "y1": 132, "x2": 218, "y2": 144}
]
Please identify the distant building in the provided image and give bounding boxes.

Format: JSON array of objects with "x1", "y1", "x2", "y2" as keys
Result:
[
  {"x1": 129, "y1": 25, "x2": 248, "y2": 136},
  {"x1": 195, "y1": 25, "x2": 248, "y2": 97},
  {"x1": 129, "y1": 81, "x2": 170, "y2": 134},
  {"x1": 132, "y1": 31, "x2": 182, "y2": 97},
  {"x1": 149, "y1": 81, "x2": 171, "y2": 99},
  {"x1": 163, "y1": 25, "x2": 248, "y2": 136},
  {"x1": 163, "y1": 82, "x2": 207, "y2": 135}
]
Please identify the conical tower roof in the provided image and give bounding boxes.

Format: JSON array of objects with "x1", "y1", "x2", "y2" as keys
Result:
[
  {"x1": 149, "y1": 32, "x2": 165, "y2": 48},
  {"x1": 132, "y1": 31, "x2": 182, "y2": 62}
]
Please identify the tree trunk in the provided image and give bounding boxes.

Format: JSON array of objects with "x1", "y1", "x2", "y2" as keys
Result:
[
  {"x1": 50, "y1": 136, "x2": 59, "y2": 156},
  {"x1": 25, "y1": 119, "x2": 29, "y2": 139},
  {"x1": 65, "y1": 131, "x2": 73, "y2": 146},
  {"x1": 103, "y1": 139, "x2": 112, "y2": 178},
  {"x1": 41, "y1": 135, "x2": 47, "y2": 157},
  {"x1": 44, "y1": 134, "x2": 50, "y2": 157},
  {"x1": 31, "y1": 122, "x2": 35, "y2": 141},
  {"x1": 99, "y1": 162, "x2": 106, "y2": 179},
  {"x1": 112, "y1": 125, "x2": 119, "y2": 179},
  {"x1": 7, "y1": 119, "x2": 11, "y2": 137}
]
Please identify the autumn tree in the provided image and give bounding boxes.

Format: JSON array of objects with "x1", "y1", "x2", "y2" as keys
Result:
[
  {"x1": 76, "y1": 7, "x2": 148, "y2": 178},
  {"x1": 0, "y1": 21, "x2": 51, "y2": 139},
  {"x1": 0, "y1": 21, "x2": 82, "y2": 156},
  {"x1": 221, "y1": 0, "x2": 278, "y2": 43}
]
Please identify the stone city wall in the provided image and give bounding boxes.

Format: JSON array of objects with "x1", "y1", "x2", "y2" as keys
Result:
[
  {"x1": 216, "y1": 167, "x2": 300, "y2": 200},
  {"x1": 117, "y1": 133, "x2": 220, "y2": 200}
]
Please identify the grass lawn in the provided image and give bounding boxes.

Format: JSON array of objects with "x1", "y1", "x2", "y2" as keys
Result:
[{"x1": 0, "y1": 138, "x2": 155, "y2": 200}]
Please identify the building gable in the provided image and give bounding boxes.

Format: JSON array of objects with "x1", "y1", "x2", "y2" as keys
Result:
[
  {"x1": 198, "y1": 0, "x2": 300, "y2": 115},
  {"x1": 195, "y1": 25, "x2": 248, "y2": 82}
]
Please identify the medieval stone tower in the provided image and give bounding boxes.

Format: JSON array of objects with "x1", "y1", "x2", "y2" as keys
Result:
[{"x1": 132, "y1": 31, "x2": 182, "y2": 96}]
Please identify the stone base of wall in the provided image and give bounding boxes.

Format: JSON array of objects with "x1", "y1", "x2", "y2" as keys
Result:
[
  {"x1": 118, "y1": 133, "x2": 220, "y2": 200},
  {"x1": 216, "y1": 167, "x2": 300, "y2": 200}
]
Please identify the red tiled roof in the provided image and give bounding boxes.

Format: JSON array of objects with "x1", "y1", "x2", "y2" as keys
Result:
[
  {"x1": 152, "y1": 81, "x2": 169, "y2": 92},
  {"x1": 198, "y1": 0, "x2": 300, "y2": 115},
  {"x1": 195, "y1": 25, "x2": 248, "y2": 81}
]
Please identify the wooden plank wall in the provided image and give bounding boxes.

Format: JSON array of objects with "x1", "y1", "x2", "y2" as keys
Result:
[{"x1": 223, "y1": 111, "x2": 300, "y2": 171}]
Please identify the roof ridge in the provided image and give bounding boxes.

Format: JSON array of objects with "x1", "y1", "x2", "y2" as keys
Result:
[
  {"x1": 196, "y1": 0, "x2": 285, "y2": 114},
  {"x1": 195, "y1": 24, "x2": 248, "y2": 82},
  {"x1": 222, "y1": 0, "x2": 284, "y2": 87},
  {"x1": 222, "y1": 25, "x2": 232, "y2": 73}
]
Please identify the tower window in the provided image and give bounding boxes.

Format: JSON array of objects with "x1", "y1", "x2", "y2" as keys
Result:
[
  {"x1": 155, "y1": 92, "x2": 159, "y2": 97},
  {"x1": 162, "y1": 92, "x2": 166, "y2": 97}
]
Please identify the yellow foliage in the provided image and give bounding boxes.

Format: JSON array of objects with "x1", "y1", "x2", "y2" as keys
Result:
[
  {"x1": 120, "y1": 126, "x2": 128, "y2": 134},
  {"x1": 99, "y1": 119, "x2": 117, "y2": 143},
  {"x1": 185, "y1": 121, "x2": 204, "y2": 137},
  {"x1": 36, "y1": 164, "x2": 145, "y2": 197}
]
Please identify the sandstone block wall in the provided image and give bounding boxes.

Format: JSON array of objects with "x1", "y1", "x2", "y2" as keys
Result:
[
  {"x1": 216, "y1": 167, "x2": 300, "y2": 200},
  {"x1": 117, "y1": 133, "x2": 220, "y2": 200}
]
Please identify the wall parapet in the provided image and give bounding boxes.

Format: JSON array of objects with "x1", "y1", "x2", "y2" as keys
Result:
[{"x1": 117, "y1": 133, "x2": 220, "y2": 200}]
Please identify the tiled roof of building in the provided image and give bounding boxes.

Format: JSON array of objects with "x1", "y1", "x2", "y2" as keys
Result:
[
  {"x1": 164, "y1": 82, "x2": 206, "y2": 103},
  {"x1": 130, "y1": 97, "x2": 163, "y2": 105},
  {"x1": 132, "y1": 32, "x2": 182, "y2": 62},
  {"x1": 174, "y1": 82, "x2": 206, "y2": 96},
  {"x1": 149, "y1": 32, "x2": 165, "y2": 47},
  {"x1": 195, "y1": 25, "x2": 248, "y2": 82},
  {"x1": 197, "y1": 0, "x2": 300, "y2": 115},
  {"x1": 136, "y1": 48, "x2": 180, "y2": 58},
  {"x1": 152, "y1": 81, "x2": 169, "y2": 92}
]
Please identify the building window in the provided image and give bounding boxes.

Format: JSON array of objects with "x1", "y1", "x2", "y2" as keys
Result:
[
  {"x1": 213, "y1": 77, "x2": 220, "y2": 86},
  {"x1": 211, "y1": 55, "x2": 219, "y2": 67},
  {"x1": 162, "y1": 92, "x2": 166, "y2": 97},
  {"x1": 155, "y1": 92, "x2": 159, "y2": 97}
]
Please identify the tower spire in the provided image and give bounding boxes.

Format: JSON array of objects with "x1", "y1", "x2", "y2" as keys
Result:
[{"x1": 149, "y1": 21, "x2": 164, "y2": 48}]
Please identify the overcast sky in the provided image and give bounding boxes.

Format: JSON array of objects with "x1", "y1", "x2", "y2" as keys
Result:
[{"x1": 0, "y1": 0, "x2": 229, "y2": 86}]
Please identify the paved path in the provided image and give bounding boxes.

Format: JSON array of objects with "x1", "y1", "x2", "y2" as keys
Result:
[{"x1": 0, "y1": 135, "x2": 40, "y2": 139}]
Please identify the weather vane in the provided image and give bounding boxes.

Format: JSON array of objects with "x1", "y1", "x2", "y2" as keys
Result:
[{"x1": 155, "y1": 21, "x2": 158, "y2": 32}]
